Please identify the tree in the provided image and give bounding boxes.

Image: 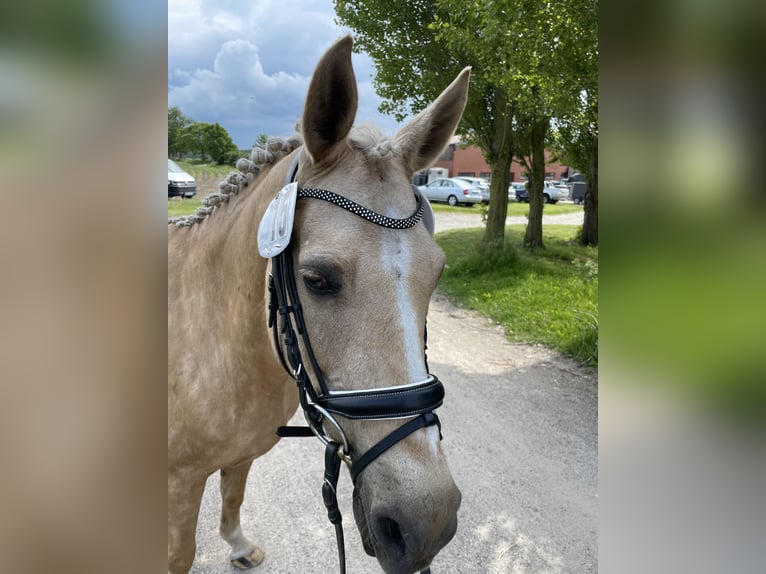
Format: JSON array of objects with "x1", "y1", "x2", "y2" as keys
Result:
[
  {"x1": 203, "y1": 123, "x2": 237, "y2": 165},
  {"x1": 177, "y1": 122, "x2": 207, "y2": 161},
  {"x1": 173, "y1": 121, "x2": 238, "y2": 164},
  {"x1": 168, "y1": 107, "x2": 191, "y2": 158},
  {"x1": 253, "y1": 133, "x2": 269, "y2": 148},
  {"x1": 336, "y1": 0, "x2": 597, "y2": 250},
  {"x1": 547, "y1": 3, "x2": 598, "y2": 247},
  {"x1": 335, "y1": 0, "x2": 515, "y2": 249},
  {"x1": 433, "y1": 0, "x2": 597, "y2": 248},
  {"x1": 552, "y1": 99, "x2": 598, "y2": 246}
]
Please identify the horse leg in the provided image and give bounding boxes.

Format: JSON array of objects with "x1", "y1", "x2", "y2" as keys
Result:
[
  {"x1": 168, "y1": 470, "x2": 207, "y2": 574},
  {"x1": 219, "y1": 460, "x2": 264, "y2": 569}
]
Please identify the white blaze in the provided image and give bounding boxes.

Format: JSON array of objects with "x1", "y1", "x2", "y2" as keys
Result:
[
  {"x1": 381, "y1": 234, "x2": 440, "y2": 457},
  {"x1": 380, "y1": 235, "x2": 428, "y2": 383}
]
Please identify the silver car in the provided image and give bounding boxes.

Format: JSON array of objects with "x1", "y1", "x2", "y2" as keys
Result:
[
  {"x1": 418, "y1": 178, "x2": 484, "y2": 206},
  {"x1": 454, "y1": 176, "x2": 490, "y2": 204}
]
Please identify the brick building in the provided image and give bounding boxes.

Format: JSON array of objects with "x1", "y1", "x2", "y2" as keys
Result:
[{"x1": 427, "y1": 141, "x2": 571, "y2": 183}]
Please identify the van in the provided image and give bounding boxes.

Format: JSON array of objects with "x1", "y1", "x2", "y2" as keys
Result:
[
  {"x1": 571, "y1": 182, "x2": 587, "y2": 205},
  {"x1": 168, "y1": 159, "x2": 197, "y2": 198}
]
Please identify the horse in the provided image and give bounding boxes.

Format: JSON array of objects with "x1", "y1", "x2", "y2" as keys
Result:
[{"x1": 168, "y1": 36, "x2": 470, "y2": 574}]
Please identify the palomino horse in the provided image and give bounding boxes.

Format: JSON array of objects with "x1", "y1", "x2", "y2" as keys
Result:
[{"x1": 168, "y1": 36, "x2": 470, "y2": 574}]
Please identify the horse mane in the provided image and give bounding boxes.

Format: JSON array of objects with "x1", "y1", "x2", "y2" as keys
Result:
[
  {"x1": 168, "y1": 133, "x2": 304, "y2": 227},
  {"x1": 168, "y1": 125, "x2": 400, "y2": 228}
]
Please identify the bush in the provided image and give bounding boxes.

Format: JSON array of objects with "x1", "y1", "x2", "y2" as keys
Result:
[{"x1": 220, "y1": 150, "x2": 241, "y2": 166}]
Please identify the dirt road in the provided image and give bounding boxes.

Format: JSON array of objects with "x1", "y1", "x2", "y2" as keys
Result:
[{"x1": 189, "y1": 210, "x2": 597, "y2": 573}]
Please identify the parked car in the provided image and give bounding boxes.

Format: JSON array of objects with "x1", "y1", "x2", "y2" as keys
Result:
[
  {"x1": 548, "y1": 181, "x2": 570, "y2": 200},
  {"x1": 454, "y1": 176, "x2": 490, "y2": 204},
  {"x1": 509, "y1": 181, "x2": 526, "y2": 201},
  {"x1": 168, "y1": 159, "x2": 197, "y2": 198},
  {"x1": 512, "y1": 181, "x2": 562, "y2": 204},
  {"x1": 417, "y1": 178, "x2": 483, "y2": 206}
]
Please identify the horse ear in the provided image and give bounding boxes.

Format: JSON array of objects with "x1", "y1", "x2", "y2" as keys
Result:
[
  {"x1": 301, "y1": 36, "x2": 358, "y2": 164},
  {"x1": 394, "y1": 67, "x2": 471, "y2": 174}
]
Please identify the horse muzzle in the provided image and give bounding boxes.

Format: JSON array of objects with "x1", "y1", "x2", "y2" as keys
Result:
[{"x1": 353, "y1": 478, "x2": 461, "y2": 574}]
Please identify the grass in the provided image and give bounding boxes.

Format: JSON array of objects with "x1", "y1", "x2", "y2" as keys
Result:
[
  {"x1": 435, "y1": 225, "x2": 598, "y2": 366},
  {"x1": 168, "y1": 197, "x2": 202, "y2": 218},
  {"x1": 174, "y1": 159, "x2": 234, "y2": 181},
  {"x1": 430, "y1": 202, "x2": 582, "y2": 216}
]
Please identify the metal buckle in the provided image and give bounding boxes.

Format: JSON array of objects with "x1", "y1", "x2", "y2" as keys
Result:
[{"x1": 305, "y1": 405, "x2": 352, "y2": 464}]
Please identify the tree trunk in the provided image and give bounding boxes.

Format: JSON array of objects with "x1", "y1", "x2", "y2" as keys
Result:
[
  {"x1": 483, "y1": 154, "x2": 512, "y2": 249},
  {"x1": 523, "y1": 117, "x2": 548, "y2": 248},
  {"x1": 581, "y1": 134, "x2": 598, "y2": 246},
  {"x1": 482, "y1": 89, "x2": 513, "y2": 250}
]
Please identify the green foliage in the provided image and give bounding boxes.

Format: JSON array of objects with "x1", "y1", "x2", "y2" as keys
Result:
[
  {"x1": 177, "y1": 121, "x2": 207, "y2": 160},
  {"x1": 334, "y1": 0, "x2": 598, "y2": 249},
  {"x1": 168, "y1": 110, "x2": 238, "y2": 164},
  {"x1": 436, "y1": 225, "x2": 598, "y2": 366},
  {"x1": 168, "y1": 107, "x2": 191, "y2": 158},
  {"x1": 202, "y1": 123, "x2": 238, "y2": 165},
  {"x1": 253, "y1": 133, "x2": 269, "y2": 148}
]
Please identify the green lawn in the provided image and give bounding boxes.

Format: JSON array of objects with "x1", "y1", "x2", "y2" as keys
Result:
[
  {"x1": 173, "y1": 159, "x2": 233, "y2": 181},
  {"x1": 430, "y1": 202, "x2": 582, "y2": 216},
  {"x1": 435, "y1": 225, "x2": 598, "y2": 366},
  {"x1": 168, "y1": 197, "x2": 202, "y2": 219}
]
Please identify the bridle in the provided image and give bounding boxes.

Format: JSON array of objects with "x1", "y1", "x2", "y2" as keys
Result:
[{"x1": 257, "y1": 152, "x2": 444, "y2": 574}]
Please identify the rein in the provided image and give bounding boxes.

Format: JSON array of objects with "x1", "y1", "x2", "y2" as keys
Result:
[{"x1": 264, "y1": 153, "x2": 441, "y2": 574}]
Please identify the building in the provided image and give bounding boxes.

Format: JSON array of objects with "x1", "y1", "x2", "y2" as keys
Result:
[{"x1": 421, "y1": 140, "x2": 572, "y2": 183}]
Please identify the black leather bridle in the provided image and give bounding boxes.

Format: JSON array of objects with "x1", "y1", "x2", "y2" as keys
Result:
[{"x1": 263, "y1": 153, "x2": 444, "y2": 574}]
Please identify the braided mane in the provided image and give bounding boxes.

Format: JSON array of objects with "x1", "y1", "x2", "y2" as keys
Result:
[
  {"x1": 167, "y1": 125, "x2": 400, "y2": 228},
  {"x1": 168, "y1": 134, "x2": 304, "y2": 227}
]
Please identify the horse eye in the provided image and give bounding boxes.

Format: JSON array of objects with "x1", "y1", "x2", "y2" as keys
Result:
[{"x1": 302, "y1": 271, "x2": 337, "y2": 296}]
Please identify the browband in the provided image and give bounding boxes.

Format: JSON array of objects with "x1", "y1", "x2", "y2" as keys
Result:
[{"x1": 297, "y1": 187, "x2": 425, "y2": 230}]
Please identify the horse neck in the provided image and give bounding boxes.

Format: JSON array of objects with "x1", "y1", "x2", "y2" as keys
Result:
[{"x1": 189, "y1": 156, "x2": 292, "y2": 343}]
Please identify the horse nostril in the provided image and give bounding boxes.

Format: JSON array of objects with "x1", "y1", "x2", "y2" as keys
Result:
[{"x1": 375, "y1": 515, "x2": 407, "y2": 557}]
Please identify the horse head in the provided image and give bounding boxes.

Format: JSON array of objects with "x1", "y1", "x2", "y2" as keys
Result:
[{"x1": 268, "y1": 36, "x2": 470, "y2": 574}]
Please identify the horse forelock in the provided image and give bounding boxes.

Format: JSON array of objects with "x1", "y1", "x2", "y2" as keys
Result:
[{"x1": 347, "y1": 124, "x2": 400, "y2": 165}]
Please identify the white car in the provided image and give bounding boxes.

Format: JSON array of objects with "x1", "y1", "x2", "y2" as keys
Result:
[
  {"x1": 168, "y1": 159, "x2": 197, "y2": 198},
  {"x1": 547, "y1": 181, "x2": 570, "y2": 200},
  {"x1": 417, "y1": 178, "x2": 484, "y2": 206}
]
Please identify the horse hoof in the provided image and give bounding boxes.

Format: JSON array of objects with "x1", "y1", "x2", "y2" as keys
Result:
[{"x1": 231, "y1": 547, "x2": 264, "y2": 569}]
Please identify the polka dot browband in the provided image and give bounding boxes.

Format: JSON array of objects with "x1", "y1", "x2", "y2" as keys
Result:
[{"x1": 297, "y1": 187, "x2": 425, "y2": 230}]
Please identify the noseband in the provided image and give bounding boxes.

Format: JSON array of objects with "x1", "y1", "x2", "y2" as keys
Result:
[{"x1": 259, "y1": 153, "x2": 443, "y2": 574}]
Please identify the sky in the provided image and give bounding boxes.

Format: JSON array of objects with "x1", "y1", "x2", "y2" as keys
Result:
[{"x1": 168, "y1": 0, "x2": 408, "y2": 149}]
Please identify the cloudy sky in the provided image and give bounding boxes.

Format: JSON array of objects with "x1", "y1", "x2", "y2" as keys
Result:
[{"x1": 168, "y1": 0, "x2": 408, "y2": 149}]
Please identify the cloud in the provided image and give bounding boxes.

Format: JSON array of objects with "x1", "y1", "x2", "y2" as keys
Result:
[
  {"x1": 169, "y1": 39, "x2": 308, "y2": 146},
  {"x1": 168, "y1": 0, "x2": 409, "y2": 148}
]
